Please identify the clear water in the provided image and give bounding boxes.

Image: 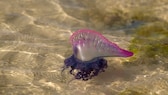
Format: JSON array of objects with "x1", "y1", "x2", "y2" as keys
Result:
[{"x1": 0, "y1": 0, "x2": 168, "y2": 95}]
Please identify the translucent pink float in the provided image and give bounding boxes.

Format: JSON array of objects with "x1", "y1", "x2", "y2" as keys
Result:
[{"x1": 63, "y1": 29, "x2": 133, "y2": 81}]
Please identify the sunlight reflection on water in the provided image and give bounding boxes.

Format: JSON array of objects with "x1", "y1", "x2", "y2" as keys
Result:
[{"x1": 0, "y1": 0, "x2": 168, "y2": 95}]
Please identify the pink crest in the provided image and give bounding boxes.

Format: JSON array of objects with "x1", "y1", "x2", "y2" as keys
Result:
[{"x1": 70, "y1": 29, "x2": 133, "y2": 61}]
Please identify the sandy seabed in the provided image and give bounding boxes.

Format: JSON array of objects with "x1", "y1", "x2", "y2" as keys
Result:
[{"x1": 0, "y1": 0, "x2": 168, "y2": 95}]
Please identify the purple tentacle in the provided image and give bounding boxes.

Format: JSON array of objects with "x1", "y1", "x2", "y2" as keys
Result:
[{"x1": 63, "y1": 55, "x2": 108, "y2": 81}]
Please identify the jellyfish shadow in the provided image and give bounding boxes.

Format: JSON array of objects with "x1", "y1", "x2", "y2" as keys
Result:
[{"x1": 92, "y1": 61, "x2": 142, "y2": 84}]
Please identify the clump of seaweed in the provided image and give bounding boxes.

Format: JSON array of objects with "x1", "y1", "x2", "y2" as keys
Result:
[
  {"x1": 87, "y1": 9, "x2": 130, "y2": 29},
  {"x1": 130, "y1": 8, "x2": 157, "y2": 22},
  {"x1": 128, "y1": 21, "x2": 168, "y2": 65},
  {"x1": 119, "y1": 88, "x2": 157, "y2": 95},
  {"x1": 87, "y1": 7, "x2": 158, "y2": 30}
]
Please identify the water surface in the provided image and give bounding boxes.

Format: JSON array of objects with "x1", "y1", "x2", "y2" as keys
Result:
[{"x1": 0, "y1": 0, "x2": 168, "y2": 95}]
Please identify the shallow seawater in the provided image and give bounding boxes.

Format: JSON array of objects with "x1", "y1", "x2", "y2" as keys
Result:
[{"x1": 0, "y1": 0, "x2": 168, "y2": 95}]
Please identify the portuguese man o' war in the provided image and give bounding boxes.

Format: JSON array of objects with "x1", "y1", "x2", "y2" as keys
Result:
[{"x1": 63, "y1": 29, "x2": 133, "y2": 81}]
